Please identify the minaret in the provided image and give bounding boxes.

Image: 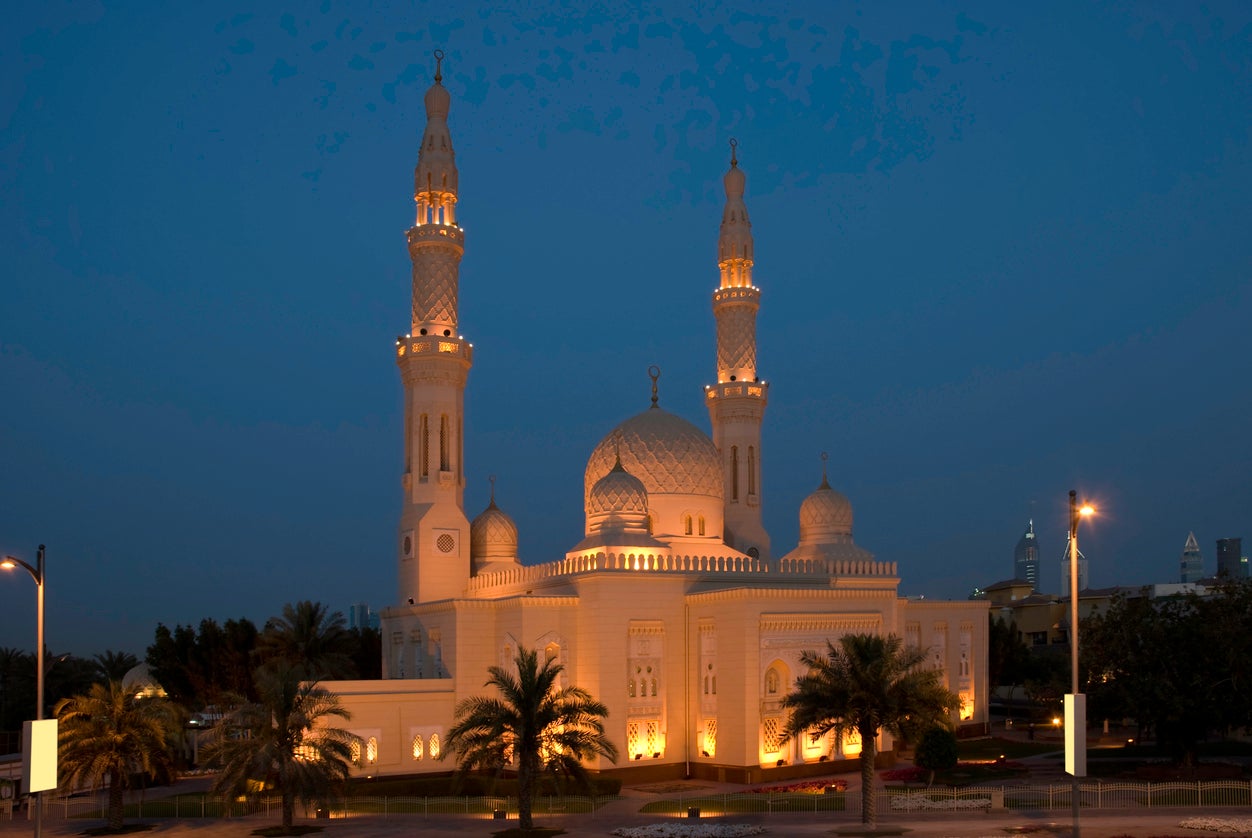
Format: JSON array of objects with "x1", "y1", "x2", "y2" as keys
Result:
[
  {"x1": 395, "y1": 50, "x2": 473, "y2": 606},
  {"x1": 706, "y1": 140, "x2": 770, "y2": 560}
]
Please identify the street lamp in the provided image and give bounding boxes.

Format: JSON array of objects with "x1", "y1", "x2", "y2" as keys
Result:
[
  {"x1": 2, "y1": 545, "x2": 46, "y2": 838},
  {"x1": 1067, "y1": 493, "x2": 1094, "y2": 838}
]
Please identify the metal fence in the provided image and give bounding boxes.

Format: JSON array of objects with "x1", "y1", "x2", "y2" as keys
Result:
[
  {"x1": 6, "y1": 780, "x2": 1251, "y2": 824},
  {"x1": 879, "y1": 780, "x2": 1252, "y2": 814}
]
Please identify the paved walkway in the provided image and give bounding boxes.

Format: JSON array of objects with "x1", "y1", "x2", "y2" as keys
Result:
[{"x1": 3, "y1": 806, "x2": 1251, "y2": 837}]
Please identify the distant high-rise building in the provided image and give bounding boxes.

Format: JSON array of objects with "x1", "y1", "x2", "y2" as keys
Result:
[
  {"x1": 1180, "y1": 531, "x2": 1204, "y2": 583},
  {"x1": 1061, "y1": 533, "x2": 1089, "y2": 594},
  {"x1": 348, "y1": 602, "x2": 380, "y2": 630},
  {"x1": 1014, "y1": 519, "x2": 1042, "y2": 590},
  {"x1": 1217, "y1": 537, "x2": 1247, "y2": 579}
]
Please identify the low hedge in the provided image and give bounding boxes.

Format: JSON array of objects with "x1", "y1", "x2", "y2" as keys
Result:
[{"x1": 346, "y1": 774, "x2": 621, "y2": 798}]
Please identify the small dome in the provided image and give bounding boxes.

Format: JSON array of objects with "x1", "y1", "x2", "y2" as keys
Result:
[
  {"x1": 471, "y1": 499, "x2": 518, "y2": 561},
  {"x1": 798, "y1": 475, "x2": 854, "y2": 544},
  {"x1": 587, "y1": 458, "x2": 650, "y2": 536},
  {"x1": 585, "y1": 408, "x2": 722, "y2": 502},
  {"x1": 121, "y1": 663, "x2": 167, "y2": 699},
  {"x1": 589, "y1": 459, "x2": 648, "y2": 519}
]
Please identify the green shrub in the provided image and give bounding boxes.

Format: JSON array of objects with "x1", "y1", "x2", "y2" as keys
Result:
[{"x1": 914, "y1": 727, "x2": 959, "y2": 783}]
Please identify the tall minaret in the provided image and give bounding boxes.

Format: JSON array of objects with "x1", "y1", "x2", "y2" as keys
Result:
[
  {"x1": 395, "y1": 50, "x2": 473, "y2": 606},
  {"x1": 706, "y1": 140, "x2": 770, "y2": 560}
]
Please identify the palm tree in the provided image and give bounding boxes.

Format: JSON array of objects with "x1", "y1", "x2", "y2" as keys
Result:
[
  {"x1": 201, "y1": 662, "x2": 354, "y2": 833},
  {"x1": 54, "y1": 681, "x2": 181, "y2": 831},
  {"x1": 442, "y1": 646, "x2": 618, "y2": 830},
  {"x1": 781, "y1": 633, "x2": 959, "y2": 827},
  {"x1": 93, "y1": 650, "x2": 140, "y2": 683},
  {"x1": 254, "y1": 601, "x2": 355, "y2": 680}
]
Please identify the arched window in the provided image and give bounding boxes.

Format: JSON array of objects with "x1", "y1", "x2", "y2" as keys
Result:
[
  {"x1": 439, "y1": 415, "x2": 450, "y2": 471},
  {"x1": 698, "y1": 516, "x2": 705, "y2": 536},
  {"x1": 428, "y1": 733, "x2": 441, "y2": 759},
  {"x1": 684, "y1": 515, "x2": 693, "y2": 535},
  {"x1": 366, "y1": 737, "x2": 378, "y2": 763},
  {"x1": 412, "y1": 734, "x2": 424, "y2": 761},
  {"x1": 545, "y1": 642, "x2": 559, "y2": 664},
  {"x1": 419, "y1": 415, "x2": 429, "y2": 477},
  {"x1": 628, "y1": 679, "x2": 636, "y2": 698},
  {"x1": 731, "y1": 446, "x2": 740, "y2": 500},
  {"x1": 765, "y1": 667, "x2": 781, "y2": 695},
  {"x1": 350, "y1": 738, "x2": 362, "y2": 765},
  {"x1": 703, "y1": 675, "x2": 709, "y2": 695},
  {"x1": 650, "y1": 678, "x2": 657, "y2": 697}
]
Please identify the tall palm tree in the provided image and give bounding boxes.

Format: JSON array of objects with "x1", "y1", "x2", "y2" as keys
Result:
[
  {"x1": 781, "y1": 633, "x2": 959, "y2": 827},
  {"x1": 92, "y1": 650, "x2": 139, "y2": 683},
  {"x1": 55, "y1": 681, "x2": 181, "y2": 831},
  {"x1": 442, "y1": 646, "x2": 618, "y2": 830},
  {"x1": 254, "y1": 601, "x2": 355, "y2": 680},
  {"x1": 201, "y1": 662, "x2": 354, "y2": 833}
]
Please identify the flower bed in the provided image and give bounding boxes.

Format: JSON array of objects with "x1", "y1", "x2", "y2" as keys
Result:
[
  {"x1": 748, "y1": 780, "x2": 847, "y2": 794},
  {"x1": 1179, "y1": 816, "x2": 1252, "y2": 833},
  {"x1": 889, "y1": 792, "x2": 991, "y2": 810},
  {"x1": 611, "y1": 825, "x2": 767, "y2": 837}
]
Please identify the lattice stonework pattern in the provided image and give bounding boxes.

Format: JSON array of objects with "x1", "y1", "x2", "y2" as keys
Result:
[
  {"x1": 411, "y1": 247, "x2": 460, "y2": 329},
  {"x1": 704, "y1": 719, "x2": 717, "y2": 755},
  {"x1": 717, "y1": 305, "x2": 757, "y2": 379},
  {"x1": 585, "y1": 410, "x2": 722, "y2": 499},
  {"x1": 762, "y1": 717, "x2": 781, "y2": 754},
  {"x1": 626, "y1": 722, "x2": 641, "y2": 756}
]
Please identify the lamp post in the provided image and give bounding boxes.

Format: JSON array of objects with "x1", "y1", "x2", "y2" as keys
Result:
[
  {"x1": 2, "y1": 545, "x2": 45, "y2": 838},
  {"x1": 1067, "y1": 494, "x2": 1094, "y2": 837}
]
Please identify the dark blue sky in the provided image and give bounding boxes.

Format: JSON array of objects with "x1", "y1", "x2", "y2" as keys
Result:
[{"x1": 3, "y1": 2, "x2": 1249, "y2": 657}]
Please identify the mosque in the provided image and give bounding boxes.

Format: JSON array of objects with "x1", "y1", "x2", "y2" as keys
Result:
[{"x1": 330, "y1": 56, "x2": 989, "y2": 783}]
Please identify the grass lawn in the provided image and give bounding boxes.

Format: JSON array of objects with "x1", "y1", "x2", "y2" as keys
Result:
[{"x1": 957, "y1": 737, "x2": 1060, "y2": 760}]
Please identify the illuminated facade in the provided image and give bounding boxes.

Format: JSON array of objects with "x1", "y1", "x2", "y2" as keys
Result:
[{"x1": 331, "y1": 58, "x2": 989, "y2": 783}]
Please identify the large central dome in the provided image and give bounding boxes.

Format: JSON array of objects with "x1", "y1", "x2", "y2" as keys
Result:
[{"x1": 585, "y1": 407, "x2": 723, "y2": 501}]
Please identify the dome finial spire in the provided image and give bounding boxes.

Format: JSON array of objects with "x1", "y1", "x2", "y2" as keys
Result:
[
  {"x1": 820, "y1": 451, "x2": 831, "y2": 489},
  {"x1": 648, "y1": 365, "x2": 661, "y2": 409},
  {"x1": 488, "y1": 473, "x2": 497, "y2": 507},
  {"x1": 729, "y1": 137, "x2": 738, "y2": 168},
  {"x1": 433, "y1": 48, "x2": 444, "y2": 84}
]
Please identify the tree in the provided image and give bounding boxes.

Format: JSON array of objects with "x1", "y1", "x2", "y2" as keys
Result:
[
  {"x1": 255, "y1": 601, "x2": 355, "y2": 680},
  {"x1": 93, "y1": 650, "x2": 139, "y2": 683},
  {"x1": 147, "y1": 618, "x2": 259, "y2": 709},
  {"x1": 914, "y1": 726, "x2": 959, "y2": 785},
  {"x1": 54, "y1": 681, "x2": 181, "y2": 831},
  {"x1": 201, "y1": 662, "x2": 354, "y2": 833},
  {"x1": 442, "y1": 646, "x2": 618, "y2": 830},
  {"x1": 1084, "y1": 580, "x2": 1252, "y2": 765},
  {"x1": 781, "y1": 633, "x2": 959, "y2": 827}
]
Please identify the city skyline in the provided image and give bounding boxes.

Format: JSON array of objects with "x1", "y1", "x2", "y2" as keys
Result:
[{"x1": 3, "y1": 3, "x2": 1250, "y2": 656}]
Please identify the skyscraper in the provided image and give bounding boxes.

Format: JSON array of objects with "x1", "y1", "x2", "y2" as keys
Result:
[
  {"x1": 1217, "y1": 537, "x2": 1247, "y2": 579},
  {"x1": 1013, "y1": 519, "x2": 1042, "y2": 590},
  {"x1": 1180, "y1": 532, "x2": 1204, "y2": 583},
  {"x1": 1061, "y1": 533, "x2": 1089, "y2": 594}
]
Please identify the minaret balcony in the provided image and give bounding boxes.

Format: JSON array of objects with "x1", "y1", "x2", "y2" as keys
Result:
[
  {"x1": 712, "y1": 285, "x2": 760, "y2": 306},
  {"x1": 406, "y1": 223, "x2": 465, "y2": 248},
  {"x1": 396, "y1": 334, "x2": 474, "y2": 364},
  {"x1": 705, "y1": 381, "x2": 768, "y2": 402}
]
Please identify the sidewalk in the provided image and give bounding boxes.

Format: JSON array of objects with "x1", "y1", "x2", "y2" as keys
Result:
[{"x1": 3, "y1": 804, "x2": 1251, "y2": 837}]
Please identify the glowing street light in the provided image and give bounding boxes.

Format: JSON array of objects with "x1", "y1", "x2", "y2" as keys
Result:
[
  {"x1": 2, "y1": 545, "x2": 46, "y2": 838},
  {"x1": 1067, "y1": 493, "x2": 1095, "y2": 838}
]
